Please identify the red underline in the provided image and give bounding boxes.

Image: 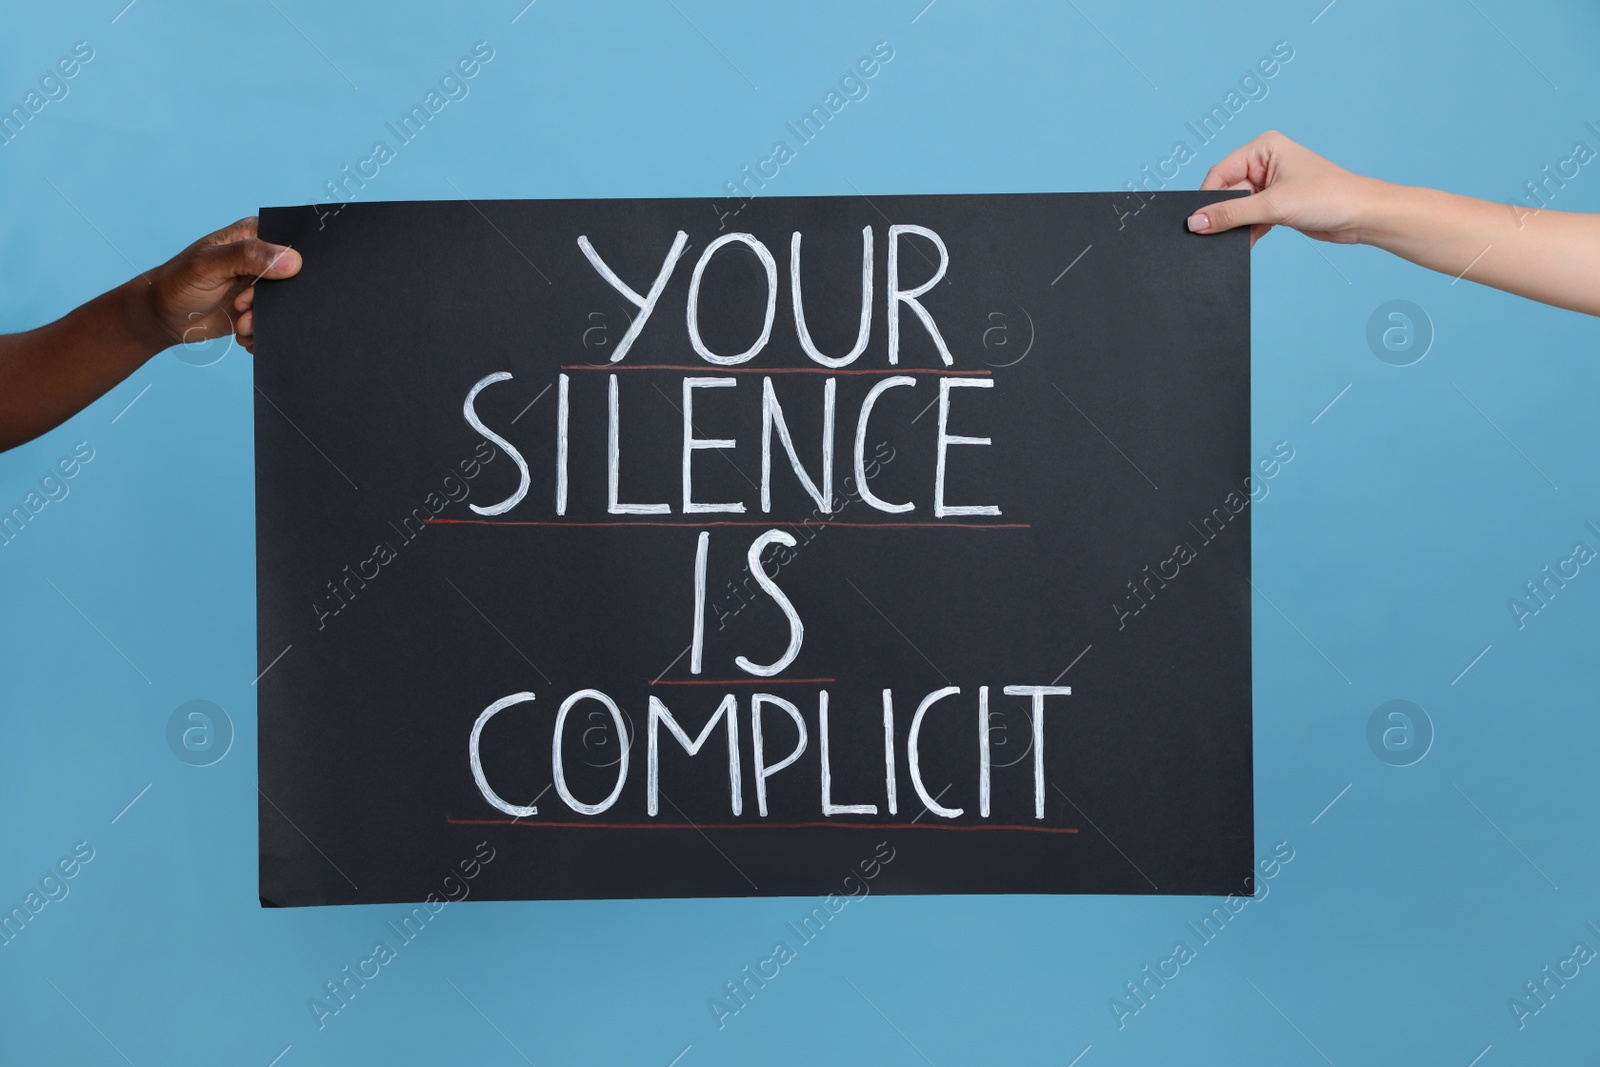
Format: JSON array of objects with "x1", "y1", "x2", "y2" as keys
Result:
[
  {"x1": 425, "y1": 519, "x2": 1030, "y2": 529},
  {"x1": 447, "y1": 819, "x2": 1078, "y2": 834},
  {"x1": 560, "y1": 364, "x2": 989, "y2": 376},
  {"x1": 649, "y1": 677, "x2": 835, "y2": 686}
]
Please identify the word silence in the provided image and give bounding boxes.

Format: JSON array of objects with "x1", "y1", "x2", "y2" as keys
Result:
[{"x1": 255, "y1": 191, "x2": 1252, "y2": 904}]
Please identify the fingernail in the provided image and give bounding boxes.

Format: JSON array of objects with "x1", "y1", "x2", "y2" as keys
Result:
[{"x1": 1186, "y1": 213, "x2": 1209, "y2": 233}]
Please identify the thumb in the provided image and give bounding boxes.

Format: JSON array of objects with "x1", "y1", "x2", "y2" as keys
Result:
[
  {"x1": 192, "y1": 238, "x2": 302, "y2": 285},
  {"x1": 1186, "y1": 192, "x2": 1284, "y2": 235}
]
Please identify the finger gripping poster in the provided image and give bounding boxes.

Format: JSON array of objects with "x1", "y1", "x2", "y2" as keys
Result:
[{"x1": 254, "y1": 191, "x2": 1251, "y2": 907}]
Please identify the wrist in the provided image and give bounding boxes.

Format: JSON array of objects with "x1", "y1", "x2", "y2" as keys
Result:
[
  {"x1": 1351, "y1": 177, "x2": 1414, "y2": 249},
  {"x1": 117, "y1": 276, "x2": 177, "y2": 355}
]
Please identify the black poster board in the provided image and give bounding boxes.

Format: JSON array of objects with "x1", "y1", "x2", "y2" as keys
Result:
[{"x1": 254, "y1": 191, "x2": 1251, "y2": 907}]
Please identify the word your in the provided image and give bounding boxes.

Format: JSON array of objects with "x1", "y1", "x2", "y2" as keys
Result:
[
  {"x1": 709, "y1": 440, "x2": 895, "y2": 631},
  {"x1": 709, "y1": 840, "x2": 896, "y2": 1029},
  {"x1": 1109, "y1": 840, "x2": 1294, "y2": 1029},
  {"x1": 0, "y1": 840, "x2": 95, "y2": 949},
  {"x1": 579, "y1": 221, "x2": 954, "y2": 368},
  {"x1": 308, "y1": 841, "x2": 496, "y2": 1029},
  {"x1": 469, "y1": 686, "x2": 1070, "y2": 822},
  {"x1": 0, "y1": 41, "x2": 94, "y2": 148},
  {"x1": 1507, "y1": 920, "x2": 1600, "y2": 1030},
  {"x1": 315, "y1": 41, "x2": 495, "y2": 228},
  {"x1": 1, "y1": 440, "x2": 95, "y2": 548},
  {"x1": 1507, "y1": 520, "x2": 1600, "y2": 630},
  {"x1": 715, "y1": 41, "x2": 896, "y2": 228},
  {"x1": 467, "y1": 222, "x2": 995, "y2": 525},
  {"x1": 1507, "y1": 120, "x2": 1600, "y2": 229},
  {"x1": 1114, "y1": 440, "x2": 1294, "y2": 629},
  {"x1": 313, "y1": 440, "x2": 498, "y2": 628},
  {"x1": 1113, "y1": 41, "x2": 1295, "y2": 229}
]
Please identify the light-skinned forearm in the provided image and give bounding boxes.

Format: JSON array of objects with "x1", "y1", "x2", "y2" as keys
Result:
[{"x1": 1359, "y1": 181, "x2": 1600, "y2": 317}]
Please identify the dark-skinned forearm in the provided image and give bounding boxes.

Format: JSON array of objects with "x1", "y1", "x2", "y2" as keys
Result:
[{"x1": 0, "y1": 278, "x2": 172, "y2": 451}]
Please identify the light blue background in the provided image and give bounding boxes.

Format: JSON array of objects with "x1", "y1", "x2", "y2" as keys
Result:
[{"x1": 4, "y1": 1, "x2": 1599, "y2": 1063}]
